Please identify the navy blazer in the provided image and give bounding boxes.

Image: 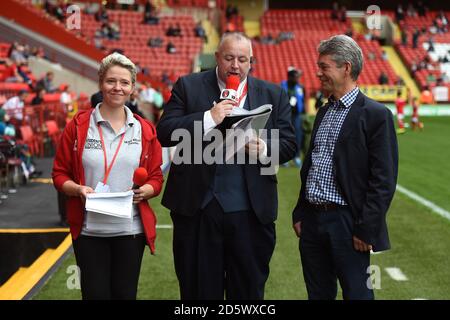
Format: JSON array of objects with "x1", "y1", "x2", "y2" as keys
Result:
[
  {"x1": 292, "y1": 91, "x2": 398, "y2": 251},
  {"x1": 157, "y1": 69, "x2": 297, "y2": 224}
]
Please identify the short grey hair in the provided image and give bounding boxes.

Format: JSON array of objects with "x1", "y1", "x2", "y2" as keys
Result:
[
  {"x1": 98, "y1": 52, "x2": 136, "y2": 85},
  {"x1": 218, "y1": 32, "x2": 253, "y2": 56},
  {"x1": 318, "y1": 35, "x2": 363, "y2": 81}
]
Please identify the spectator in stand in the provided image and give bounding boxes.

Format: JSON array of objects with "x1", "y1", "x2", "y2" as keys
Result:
[
  {"x1": 401, "y1": 30, "x2": 408, "y2": 46},
  {"x1": 426, "y1": 73, "x2": 436, "y2": 85},
  {"x1": 109, "y1": 22, "x2": 121, "y2": 40},
  {"x1": 2, "y1": 59, "x2": 23, "y2": 83},
  {"x1": 417, "y1": 1, "x2": 426, "y2": 17},
  {"x1": 161, "y1": 71, "x2": 170, "y2": 85},
  {"x1": 31, "y1": 88, "x2": 46, "y2": 105},
  {"x1": 378, "y1": 72, "x2": 389, "y2": 85},
  {"x1": 339, "y1": 6, "x2": 347, "y2": 23},
  {"x1": 143, "y1": 0, "x2": 159, "y2": 25},
  {"x1": 9, "y1": 43, "x2": 27, "y2": 65},
  {"x1": 147, "y1": 36, "x2": 163, "y2": 48},
  {"x1": 406, "y1": 3, "x2": 417, "y2": 17},
  {"x1": 149, "y1": 87, "x2": 164, "y2": 124},
  {"x1": 420, "y1": 56, "x2": 433, "y2": 70},
  {"x1": 412, "y1": 28, "x2": 420, "y2": 49},
  {"x1": 194, "y1": 22, "x2": 208, "y2": 43},
  {"x1": 367, "y1": 51, "x2": 376, "y2": 61},
  {"x1": 0, "y1": 109, "x2": 16, "y2": 137},
  {"x1": 427, "y1": 37, "x2": 435, "y2": 52},
  {"x1": 166, "y1": 41, "x2": 176, "y2": 54},
  {"x1": 95, "y1": 5, "x2": 109, "y2": 23},
  {"x1": 60, "y1": 84, "x2": 73, "y2": 112},
  {"x1": 139, "y1": 83, "x2": 155, "y2": 120},
  {"x1": 381, "y1": 50, "x2": 388, "y2": 61},
  {"x1": 435, "y1": 11, "x2": 448, "y2": 33},
  {"x1": 94, "y1": 31, "x2": 106, "y2": 51},
  {"x1": 395, "y1": 4, "x2": 405, "y2": 23},
  {"x1": 143, "y1": 0, "x2": 155, "y2": 22},
  {"x1": 166, "y1": 24, "x2": 182, "y2": 37},
  {"x1": 277, "y1": 31, "x2": 295, "y2": 43},
  {"x1": 395, "y1": 76, "x2": 405, "y2": 86},
  {"x1": 225, "y1": 4, "x2": 238, "y2": 20},
  {"x1": 1, "y1": 89, "x2": 28, "y2": 122},
  {"x1": 30, "y1": 46, "x2": 45, "y2": 59},
  {"x1": 331, "y1": 2, "x2": 339, "y2": 20},
  {"x1": 0, "y1": 109, "x2": 9, "y2": 135},
  {"x1": 53, "y1": 0, "x2": 66, "y2": 22},
  {"x1": 127, "y1": 88, "x2": 145, "y2": 119},
  {"x1": 411, "y1": 60, "x2": 418, "y2": 75},
  {"x1": 17, "y1": 62, "x2": 33, "y2": 88},
  {"x1": 36, "y1": 71, "x2": 57, "y2": 93}
]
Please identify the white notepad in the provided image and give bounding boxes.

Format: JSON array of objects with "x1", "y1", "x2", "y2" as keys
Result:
[{"x1": 85, "y1": 191, "x2": 133, "y2": 219}]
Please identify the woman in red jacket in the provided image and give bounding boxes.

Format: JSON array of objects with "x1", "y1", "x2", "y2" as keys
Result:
[{"x1": 52, "y1": 52, "x2": 163, "y2": 300}]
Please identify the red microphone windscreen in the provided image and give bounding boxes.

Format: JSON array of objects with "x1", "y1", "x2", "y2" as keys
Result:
[
  {"x1": 226, "y1": 75, "x2": 240, "y2": 91},
  {"x1": 133, "y1": 167, "x2": 148, "y2": 186}
]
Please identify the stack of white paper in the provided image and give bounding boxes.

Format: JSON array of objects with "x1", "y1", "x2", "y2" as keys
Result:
[{"x1": 85, "y1": 191, "x2": 134, "y2": 219}]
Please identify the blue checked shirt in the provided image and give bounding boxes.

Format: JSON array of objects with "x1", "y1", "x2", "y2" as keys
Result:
[{"x1": 305, "y1": 87, "x2": 360, "y2": 205}]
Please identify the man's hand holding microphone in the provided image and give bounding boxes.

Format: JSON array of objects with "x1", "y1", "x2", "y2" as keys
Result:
[{"x1": 212, "y1": 74, "x2": 266, "y2": 158}]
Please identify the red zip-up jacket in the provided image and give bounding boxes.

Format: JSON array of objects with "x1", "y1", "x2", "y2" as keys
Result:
[{"x1": 52, "y1": 109, "x2": 164, "y2": 254}]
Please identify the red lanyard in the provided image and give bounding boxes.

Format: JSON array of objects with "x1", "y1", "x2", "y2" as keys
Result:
[
  {"x1": 98, "y1": 124, "x2": 125, "y2": 185},
  {"x1": 236, "y1": 83, "x2": 248, "y2": 106}
]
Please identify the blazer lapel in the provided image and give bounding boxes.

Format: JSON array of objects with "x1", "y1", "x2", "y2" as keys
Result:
[
  {"x1": 202, "y1": 70, "x2": 221, "y2": 110},
  {"x1": 336, "y1": 91, "x2": 364, "y2": 144},
  {"x1": 247, "y1": 76, "x2": 259, "y2": 110}
]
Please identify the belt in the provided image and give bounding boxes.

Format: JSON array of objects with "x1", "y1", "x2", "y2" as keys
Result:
[{"x1": 307, "y1": 201, "x2": 345, "y2": 212}]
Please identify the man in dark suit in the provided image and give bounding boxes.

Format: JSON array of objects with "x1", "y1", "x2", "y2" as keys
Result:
[
  {"x1": 157, "y1": 32, "x2": 296, "y2": 300},
  {"x1": 292, "y1": 35, "x2": 398, "y2": 300}
]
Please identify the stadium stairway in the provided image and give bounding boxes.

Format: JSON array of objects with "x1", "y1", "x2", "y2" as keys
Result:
[
  {"x1": 0, "y1": 157, "x2": 71, "y2": 300},
  {"x1": 0, "y1": 234, "x2": 71, "y2": 300},
  {"x1": 351, "y1": 20, "x2": 366, "y2": 35},
  {"x1": 201, "y1": 20, "x2": 220, "y2": 54},
  {"x1": 383, "y1": 46, "x2": 421, "y2": 97}
]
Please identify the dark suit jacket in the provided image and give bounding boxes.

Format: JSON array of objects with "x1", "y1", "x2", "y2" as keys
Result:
[
  {"x1": 157, "y1": 69, "x2": 296, "y2": 224},
  {"x1": 292, "y1": 91, "x2": 398, "y2": 251}
]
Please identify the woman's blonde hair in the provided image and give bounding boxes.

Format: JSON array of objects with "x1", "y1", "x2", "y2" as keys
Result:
[{"x1": 98, "y1": 52, "x2": 136, "y2": 85}]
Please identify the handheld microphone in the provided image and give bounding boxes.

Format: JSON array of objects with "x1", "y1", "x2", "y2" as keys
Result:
[
  {"x1": 220, "y1": 74, "x2": 240, "y2": 103},
  {"x1": 132, "y1": 167, "x2": 148, "y2": 189}
]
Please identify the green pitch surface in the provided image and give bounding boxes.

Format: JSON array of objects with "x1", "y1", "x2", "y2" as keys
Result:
[{"x1": 34, "y1": 117, "x2": 450, "y2": 300}]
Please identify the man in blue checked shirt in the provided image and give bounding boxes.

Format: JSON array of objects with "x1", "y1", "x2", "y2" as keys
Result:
[{"x1": 292, "y1": 35, "x2": 398, "y2": 300}]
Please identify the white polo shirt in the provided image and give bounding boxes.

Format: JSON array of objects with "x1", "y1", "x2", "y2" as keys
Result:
[{"x1": 81, "y1": 104, "x2": 144, "y2": 237}]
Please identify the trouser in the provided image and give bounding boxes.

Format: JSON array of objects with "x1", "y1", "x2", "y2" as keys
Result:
[
  {"x1": 171, "y1": 198, "x2": 276, "y2": 300},
  {"x1": 72, "y1": 234, "x2": 146, "y2": 300},
  {"x1": 299, "y1": 205, "x2": 374, "y2": 300}
]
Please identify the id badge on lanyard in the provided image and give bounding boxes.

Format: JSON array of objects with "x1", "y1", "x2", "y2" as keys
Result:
[{"x1": 95, "y1": 124, "x2": 125, "y2": 192}]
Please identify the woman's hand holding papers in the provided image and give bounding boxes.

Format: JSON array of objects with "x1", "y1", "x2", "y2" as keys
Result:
[{"x1": 78, "y1": 185, "x2": 95, "y2": 204}]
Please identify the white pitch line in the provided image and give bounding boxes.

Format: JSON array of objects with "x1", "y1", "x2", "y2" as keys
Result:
[
  {"x1": 156, "y1": 224, "x2": 173, "y2": 229},
  {"x1": 396, "y1": 184, "x2": 450, "y2": 221},
  {"x1": 385, "y1": 267, "x2": 408, "y2": 281}
]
